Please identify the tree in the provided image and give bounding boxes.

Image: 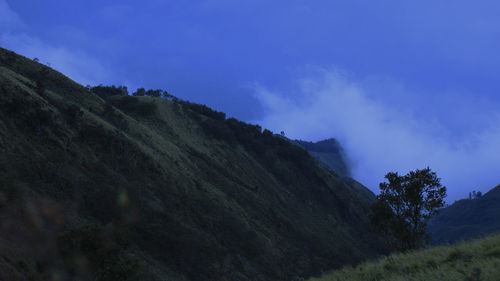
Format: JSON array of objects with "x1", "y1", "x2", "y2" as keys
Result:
[
  {"x1": 145, "y1": 89, "x2": 162, "y2": 97},
  {"x1": 91, "y1": 85, "x2": 128, "y2": 99},
  {"x1": 162, "y1": 90, "x2": 174, "y2": 99},
  {"x1": 469, "y1": 190, "x2": 482, "y2": 200},
  {"x1": 132, "y1": 88, "x2": 146, "y2": 96},
  {"x1": 370, "y1": 167, "x2": 447, "y2": 251}
]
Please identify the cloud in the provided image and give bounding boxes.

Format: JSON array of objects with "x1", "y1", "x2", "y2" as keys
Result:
[
  {"x1": 254, "y1": 68, "x2": 500, "y2": 201},
  {"x1": 0, "y1": 0, "x2": 110, "y2": 86},
  {"x1": 0, "y1": 0, "x2": 24, "y2": 31},
  {"x1": 1, "y1": 33, "x2": 110, "y2": 85}
]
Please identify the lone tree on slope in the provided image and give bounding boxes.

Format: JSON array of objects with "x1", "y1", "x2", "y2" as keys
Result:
[{"x1": 370, "y1": 167, "x2": 447, "y2": 251}]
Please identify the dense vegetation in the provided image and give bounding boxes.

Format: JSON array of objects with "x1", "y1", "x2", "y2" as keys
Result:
[
  {"x1": 310, "y1": 233, "x2": 500, "y2": 281},
  {"x1": 429, "y1": 185, "x2": 500, "y2": 245},
  {"x1": 371, "y1": 168, "x2": 447, "y2": 251},
  {"x1": 0, "y1": 47, "x2": 386, "y2": 281}
]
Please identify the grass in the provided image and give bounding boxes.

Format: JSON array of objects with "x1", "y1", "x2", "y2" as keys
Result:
[
  {"x1": 311, "y1": 233, "x2": 500, "y2": 281},
  {"x1": 0, "y1": 46, "x2": 387, "y2": 280}
]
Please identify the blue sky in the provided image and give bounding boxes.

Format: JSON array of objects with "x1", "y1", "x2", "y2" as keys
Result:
[{"x1": 1, "y1": 0, "x2": 500, "y2": 200}]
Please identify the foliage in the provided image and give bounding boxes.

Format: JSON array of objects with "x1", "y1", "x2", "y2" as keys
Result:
[
  {"x1": 371, "y1": 168, "x2": 447, "y2": 251},
  {"x1": 310, "y1": 233, "x2": 500, "y2": 281},
  {"x1": 58, "y1": 223, "x2": 139, "y2": 281},
  {"x1": 132, "y1": 87, "x2": 146, "y2": 96},
  {"x1": 132, "y1": 88, "x2": 165, "y2": 98},
  {"x1": 179, "y1": 100, "x2": 226, "y2": 120},
  {"x1": 469, "y1": 190, "x2": 482, "y2": 200},
  {"x1": 91, "y1": 85, "x2": 129, "y2": 99},
  {"x1": 107, "y1": 95, "x2": 157, "y2": 116}
]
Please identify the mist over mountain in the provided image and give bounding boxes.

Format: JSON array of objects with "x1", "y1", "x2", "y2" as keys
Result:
[
  {"x1": 294, "y1": 138, "x2": 351, "y2": 178},
  {"x1": 254, "y1": 70, "x2": 500, "y2": 202},
  {"x1": 3, "y1": 0, "x2": 500, "y2": 202},
  {"x1": 3, "y1": 1, "x2": 500, "y2": 280}
]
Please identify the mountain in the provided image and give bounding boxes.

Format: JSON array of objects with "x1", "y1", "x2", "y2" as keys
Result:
[
  {"x1": 296, "y1": 139, "x2": 375, "y2": 201},
  {"x1": 429, "y1": 185, "x2": 500, "y2": 245},
  {"x1": 294, "y1": 139, "x2": 350, "y2": 178},
  {"x1": 310, "y1": 233, "x2": 500, "y2": 281},
  {"x1": 0, "y1": 47, "x2": 386, "y2": 281}
]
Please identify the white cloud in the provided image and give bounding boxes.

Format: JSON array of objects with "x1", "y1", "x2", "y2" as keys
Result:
[
  {"x1": 254, "y1": 68, "x2": 500, "y2": 201},
  {"x1": 0, "y1": 0, "x2": 24, "y2": 31},
  {"x1": 1, "y1": 33, "x2": 110, "y2": 85},
  {"x1": 0, "y1": 0, "x2": 110, "y2": 86}
]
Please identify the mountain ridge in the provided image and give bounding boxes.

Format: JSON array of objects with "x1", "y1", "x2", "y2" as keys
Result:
[
  {"x1": 294, "y1": 138, "x2": 351, "y2": 178},
  {"x1": 0, "y1": 47, "x2": 386, "y2": 281},
  {"x1": 295, "y1": 138, "x2": 375, "y2": 201}
]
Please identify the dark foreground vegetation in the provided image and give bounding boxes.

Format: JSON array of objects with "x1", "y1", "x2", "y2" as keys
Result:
[{"x1": 0, "y1": 47, "x2": 387, "y2": 281}]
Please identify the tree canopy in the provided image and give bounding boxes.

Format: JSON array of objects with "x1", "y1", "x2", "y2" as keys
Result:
[{"x1": 370, "y1": 167, "x2": 447, "y2": 251}]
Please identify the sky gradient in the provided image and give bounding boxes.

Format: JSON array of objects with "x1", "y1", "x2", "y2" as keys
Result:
[{"x1": 1, "y1": 0, "x2": 500, "y2": 201}]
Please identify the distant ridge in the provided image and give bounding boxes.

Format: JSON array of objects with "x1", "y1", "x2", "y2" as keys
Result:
[
  {"x1": 295, "y1": 138, "x2": 375, "y2": 201},
  {"x1": 429, "y1": 184, "x2": 500, "y2": 244},
  {"x1": 294, "y1": 138, "x2": 351, "y2": 177}
]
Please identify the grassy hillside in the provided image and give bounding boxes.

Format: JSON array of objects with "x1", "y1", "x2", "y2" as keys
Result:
[
  {"x1": 0, "y1": 47, "x2": 386, "y2": 281},
  {"x1": 429, "y1": 185, "x2": 500, "y2": 245},
  {"x1": 310, "y1": 233, "x2": 500, "y2": 281}
]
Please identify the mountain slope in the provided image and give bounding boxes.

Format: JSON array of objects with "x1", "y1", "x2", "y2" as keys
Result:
[
  {"x1": 296, "y1": 139, "x2": 375, "y2": 201},
  {"x1": 310, "y1": 233, "x2": 500, "y2": 281},
  {"x1": 0, "y1": 47, "x2": 385, "y2": 281},
  {"x1": 429, "y1": 185, "x2": 500, "y2": 245},
  {"x1": 294, "y1": 139, "x2": 350, "y2": 178}
]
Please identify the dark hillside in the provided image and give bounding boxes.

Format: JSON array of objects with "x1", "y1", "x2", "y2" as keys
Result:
[
  {"x1": 295, "y1": 139, "x2": 375, "y2": 201},
  {"x1": 429, "y1": 185, "x2": 500, "y2": 244},
  {"x1": 294, "y1": 138, "x2": 350, "y2": 178},
  {"x1": 0, "y1": 47, "x2": 385, "y2": 281}
]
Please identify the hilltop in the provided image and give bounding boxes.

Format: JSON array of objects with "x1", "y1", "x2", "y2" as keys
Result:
[{"x1": 0, "y1": 47, "x2": 386, "y2": 281}]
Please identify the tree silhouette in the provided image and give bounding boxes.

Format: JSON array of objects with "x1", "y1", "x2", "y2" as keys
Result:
[
  {"x1": 132, "y1": 88, "x2": 146, "y2": 96},
  {"x1": 370, "y1": 167, "x2": 447, "y2": 251}
]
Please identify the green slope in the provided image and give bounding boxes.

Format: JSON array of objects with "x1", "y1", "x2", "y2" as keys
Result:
[
  {"x1": 0, "y1": 47, "x2": 386, "y2": 281},
  {"x1": 310, "y1": 233, "x2": 500, "y2": 281},
  {"x1": 429, "y1": 185, "x2": 500, "y2": 245}
]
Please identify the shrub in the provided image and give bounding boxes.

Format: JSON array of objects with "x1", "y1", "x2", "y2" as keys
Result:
[
  {"x1": 180, "y1": 101, "x2": 226, "y2": 120},
  {"x1": 108, "y1": 96, "x2": 157, "y2": 117},
  {"x1": 91, "y1": 85, "x2": 128, "y2": 99},
  {"x1": 58, "y1": 223, "x2": 139, "y2": 281}
]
